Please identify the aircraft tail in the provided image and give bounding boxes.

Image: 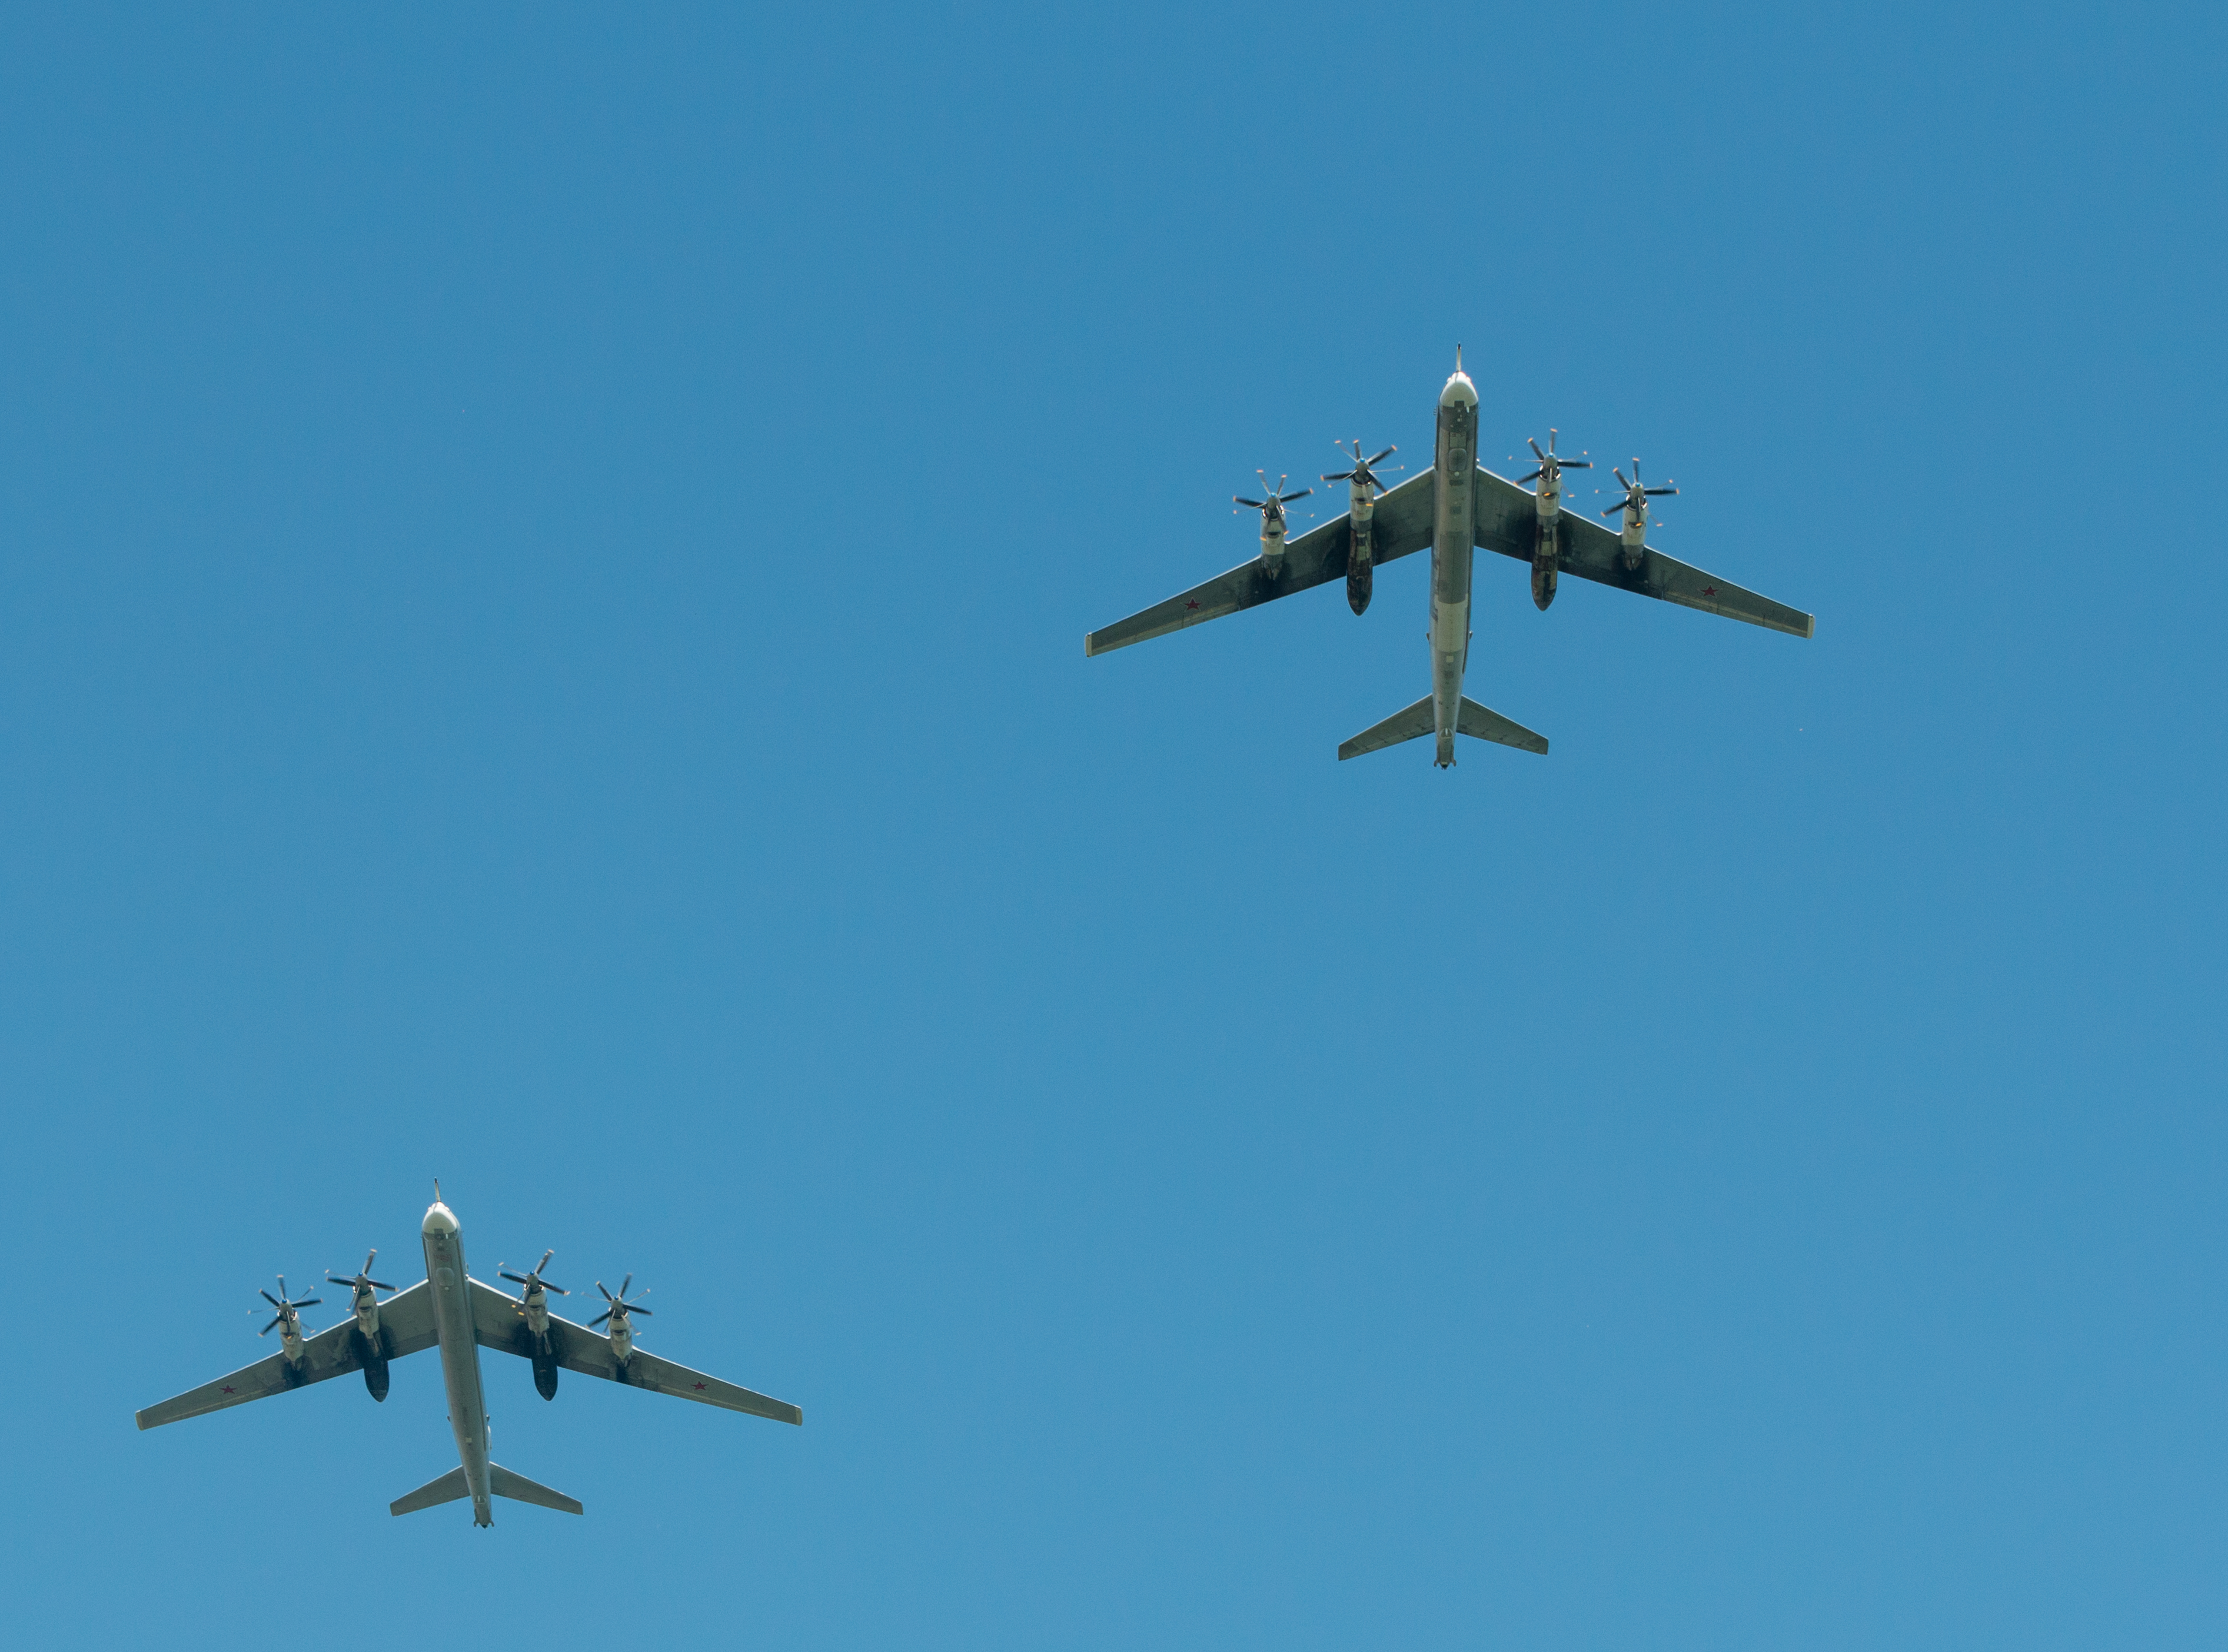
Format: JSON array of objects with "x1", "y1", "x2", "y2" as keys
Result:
[
  {"x1": 390, "y1": 1466, "x2": 470, "y2": 1517},
  {"x1": 488, "y1": 1462, "x2": 584, "y2": 1515},
  {"x1": 1337, "y1": 695, "x2": 1548, "y2": 761},
  {"x1": 389, "y1": 1462, "x2": 583, "y2": 1518}
]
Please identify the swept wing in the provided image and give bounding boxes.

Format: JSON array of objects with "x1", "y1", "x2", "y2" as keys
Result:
[
  {"x1": 468, "y1": 1278, "x2": 803, "y2": 1425},
  {"x1": 135, "y1": 1281, "x2": 440, "y2": 1430},
  {"x1": 1471, "y1": 466, "x2": 1814, "y2": 638},
  {"x1": 1086, "y1": 468, "x2": 1438, "y2": 655}
]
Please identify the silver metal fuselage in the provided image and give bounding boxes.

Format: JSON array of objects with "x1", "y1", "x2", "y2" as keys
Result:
[
  {"x1": 419, "y1": 1201, "x2": 495, "y2": 1525},
  {"x1": 1428, "y1": 369, "x2": 1480, "y2": 766}
]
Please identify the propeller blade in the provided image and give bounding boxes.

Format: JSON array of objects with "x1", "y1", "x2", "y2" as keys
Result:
[
  {"x1": 500, "y1": 1271, "x2": 529, "y2": 1284},
  {"x1": 1563, "y1": 459, "x2": 1592, "y2": 470},
  {"x1": 537, "y1": 1250, "x2": 554, "y2": 1272},
  {"x1": 627, "y1": 1304, "x2": 654, "y2": 1317},
  {"x1": 260, "y1": 1289, "x2": 282, "y2": 1307},
  {"x1": 1234, "y1": 497, "x2": 1265, "y2": 508},
  {"x1": 597, "y1": 1281, "x2": 615, "y2": 1301},
  {"x1": 1601, "y1": 503, "x2": 1626, "y2": 517},
  {"x1": 590, "y1": 1311, "x2": 612, "y2": 1327},
  {"x1": 367, "y1": 1279, "x2": 395, "y2": 1292},
  {"x1": 1518, "y1": 468, "x2": 1544, "y2": 485},
  {"x1": 364, "y1": 1249, "x2": 378, "y2": 1273},
  {"x1": 1644, "y1": 486, "x2": 1678, "y2": 496},
  {"x1": 1528, "y1": 437, "x2": 1547, "y2": 461},
  {"x1": 544, "y1": 1284, "x2": 569, "y2": 1296},
  {"x1": 1322, "y1": 470, "x2": 1354, "y2": 483},
  {"x1": 260, "y1": 1316, "x2": 281, "y2": 1335},
  {"x1": 1279, "y1": 488, "x2": 1311, "y2": 502},
  {"x1": 1612, "y1": 468, "x2": 1631, "y2": 489},
  {"x1": 1367, "y1": 446, "x2": 1395, "y2": 466},
  {"x1": 620, "y1": 1275, "x2": 633, "y2": 1298}
]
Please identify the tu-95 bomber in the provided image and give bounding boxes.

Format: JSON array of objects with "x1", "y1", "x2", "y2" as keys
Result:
[
  {"x1": 134, "y1": 1185, "x2": 802, "y2": 1527},
  {"x1": 1086, "y1": 352, "x2": 1814, "y2": 766}
]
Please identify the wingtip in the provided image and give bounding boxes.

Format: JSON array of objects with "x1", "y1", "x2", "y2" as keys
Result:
[{"x1": 1804, "y1": 613, "x2": 1817, "y2": 639}]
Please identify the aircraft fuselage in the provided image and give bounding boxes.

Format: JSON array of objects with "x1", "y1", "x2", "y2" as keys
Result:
[
  {"x1": 1428, "y1": 366, "x2": 1480, "y2": 767},
  {"x1": 420, "y1": 1199, "x2": 496, "y2": 1526}
]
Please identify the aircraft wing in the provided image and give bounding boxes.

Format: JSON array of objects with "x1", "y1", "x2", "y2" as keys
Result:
[
  {"x1": 1086, "y1": 468, "x2": 1438, "y2": 656},
  {"x1": 1472, "y1": 467, "x2": 1814, "y2": 639},
  {"x1": 135, "y1": 1281, "x2": 440, "y2": 1430},
  {"x1": 470, "y1": 1278, "x2": 803, "y2": 1425}
]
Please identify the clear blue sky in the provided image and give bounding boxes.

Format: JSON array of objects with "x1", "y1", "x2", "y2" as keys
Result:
[{"x1": 3, "y1": 4, "x2": 2223, "y2": 1647}]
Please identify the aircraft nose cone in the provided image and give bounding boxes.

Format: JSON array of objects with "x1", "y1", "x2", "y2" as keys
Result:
[
  {"x1": 423, "y1": 1202, "x2": 458, "y2": 1236},
  {"x1": 1439, "y1": 371, "x2": 1477, "y2": 408}
]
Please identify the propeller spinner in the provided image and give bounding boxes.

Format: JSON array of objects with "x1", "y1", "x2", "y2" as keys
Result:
[
  {"x1": 327, "y1": 1249, "x2": 396, "y2": 1297},
  {"x1": 1322, "y1": 440, "x2": 1398, "y2": 494},
  {"x1": 1518, "y1": 428, "x2": 1590, "y2": 489},
  {"x1": 499, "y1": 1249, "x2": 568, "y2": 1298},
  {"x1": 589, "y1": 1274, "x2": 653, "y2": 1326},
  {"x1": 1234, "y1": 470, "x2": 1311, "y2": 517},
  {"x1": 1600, "y1": 458, "x2": 1677, "y2": 519},
  {"x1": 257, "y1": 1275, "x2": 321, "y2": 1337}
]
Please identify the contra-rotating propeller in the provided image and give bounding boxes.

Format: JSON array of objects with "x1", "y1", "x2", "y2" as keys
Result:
[
  {"x1": 326, "y1": 1249, "x2": 397, "y2": 1297},
  {"x1": 1518, "y1": 428, "x2": 1591, "y2": 486},
  {"x1": 257, "y1": 1275, "x2": 321, "y2": 1336},
  {"x1": 1322, "y1": 440, "x2": 1399, "y2": 493},
  {"x1": 1601, "y1": 458, "x2": 1678, "y2": 518},
  {"x1": 1234, "y1": 471, "x2": 1311, "y2": 518},
  {"x1": 499, "y1": 1249, "x2": 568, "y2": 1297},
  {"x1": 589, "y1": 1274, "x2": 654, "y2": 1326}
]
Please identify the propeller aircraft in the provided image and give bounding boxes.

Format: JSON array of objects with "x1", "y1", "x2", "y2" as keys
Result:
[
  {"x1": 1086, "y1": 353, "x2": 1814, "y2": 766},
  {"x1": 135, "y1": 1186, "x2": 802, "y2": 1527}
]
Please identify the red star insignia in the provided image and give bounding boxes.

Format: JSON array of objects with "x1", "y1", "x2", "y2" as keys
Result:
[
  {"x1": 221, "y1": 1385, "x2": 236, "y2": 1394},
  {"x1": 1702, "y1": 587, "x2": 1717, "y2": 597},
  {"x1": 693, "y1": 1381, "x2": 707, "y2": 1391},
  {"x1": 1185, "y1": 600, "x2": 1200, "y2": 611}
]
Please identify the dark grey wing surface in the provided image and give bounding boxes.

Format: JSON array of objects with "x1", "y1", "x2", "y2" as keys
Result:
[
  {"x1": 1472, "y1": 467, "x2": 1814, "y2": 639},
  {"x1": 469, "y1": 1278, "x2": 802, "y2": 1426},
  {"x1": 1086, "y1": 468, "x2": 1437, "y2": 656},
  {"x1": 135, "y1": 1281, "x2": 438, "y2": 1430}
]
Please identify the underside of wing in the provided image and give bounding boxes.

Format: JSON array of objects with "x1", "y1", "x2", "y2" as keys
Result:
[
  {"x1": 135, "y1": 1281, "x2": 437, "y2": 1430},
  {"x1": 1086, "y1": 468, "x2": 1436, "y2": 656},
  {"x1": 1471, "y1": 467, "x2": 1814, "y2": 639},
  {"x1": 470, "y1": 1278, "x2": 802, "y2": 1425}
]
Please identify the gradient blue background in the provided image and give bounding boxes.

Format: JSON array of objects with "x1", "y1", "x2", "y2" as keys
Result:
[{"x1": 3, "y1": 4, "x2": 2223, "y2": 1647}]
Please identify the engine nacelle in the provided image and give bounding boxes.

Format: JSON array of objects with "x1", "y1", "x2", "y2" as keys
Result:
[
  {"x1": 1346, "y1": 493, "x2": 1375, "y2": 614},
  {"x1": 1259, "y1": 514, "x2": 1286, "y2": 580},
  {"x1": 533, "y1": 1356, "x2": 559, "y2": 1400},
  {"x1": 360, "y1": 1347, "x2": 390, "y2": 1402},
  {"x1": 1621, "y1": 513, "x2": 1645, "y2": 573},
  {"x1": 1532, "y1": 483, "x2": 1562, "y2": 611}
]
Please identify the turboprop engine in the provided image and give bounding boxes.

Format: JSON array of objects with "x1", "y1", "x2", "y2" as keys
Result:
[
  {"x1": 256, "y1": 1276, "x2": 322, "y2": 1385},
  {"x1": 1515, "y1": 430, "x2": 1589, "y2": 610},
  {"x1": 1322, "y1": 440, "x2": 1398, "y2": 614},
  {"x1": 326, "y1": 1250, "x2": 397, "y2": 1401},
  {"x1": 591, "y1": 1275, "x2": 653, "y2": 1367},
  {"x1": 1234, "y1": 471, "x2": 1310, "y2": 581},
  {"x1": 498, "y1": 1250, "x2": 568, "y2": 1400},
  {"x1": 1601, "y1": 458, "x2": 1677, "y2": 572}
]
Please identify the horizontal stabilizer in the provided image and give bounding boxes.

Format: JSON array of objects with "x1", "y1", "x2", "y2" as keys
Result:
[
  {"x1": 490, "y1": 1462, "x2": 584, "y2": 1516},
  {"x1": 1456, "y1": 697, "x2": 1548, "y2": 754},
  {"x1": 390, "y1": 1467, "x2": 471, "y2": 1517},
  {"x1": 1336, "y1": 696, "x2": 1549, "y2": 760},
  {"x1": 1338, "y1": 695, "x2": 1436, "y2": 761}
]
